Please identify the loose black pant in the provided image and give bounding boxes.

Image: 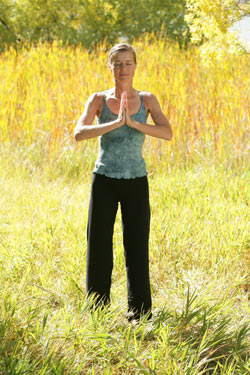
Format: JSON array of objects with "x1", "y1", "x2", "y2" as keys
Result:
[{"x1": 86, "y1": 173, "x2": 152, "y2": 319}]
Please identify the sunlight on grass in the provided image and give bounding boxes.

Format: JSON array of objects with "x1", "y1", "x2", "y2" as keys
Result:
[{"x1": 0, "y1": 38, "x2": 250, "y2": 374}]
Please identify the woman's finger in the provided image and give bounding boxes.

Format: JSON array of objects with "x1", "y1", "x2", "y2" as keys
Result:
[{"x1": 121, "y1": 91, "x2": 127, "y2": 109}]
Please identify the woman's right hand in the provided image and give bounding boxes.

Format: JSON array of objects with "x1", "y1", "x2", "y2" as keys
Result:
[
  {"x1": 116, "y1": 92, "x2": 127, "y2": 127},
  {"x1": 75, "y1": 92, "x2": 128, "y2": 141}
]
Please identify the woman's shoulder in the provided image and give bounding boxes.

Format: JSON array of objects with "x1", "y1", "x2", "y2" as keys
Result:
[
  {"x1": 89, "y1": 90, "x2": 116, "y2": 116},
  {"x1": 88, "y1": 91, "x2": 105, "y2": 103},
  {"x1": 86, "y1": 92, "x2": 105, "y2": 115},
  {"x1": 139, "y1": 91, "x2": 156, "y2": 99},
  {"x1": 139, "y1": 91, "x2": 157, "y2": 102},
  {"x1": 91, "y1": 90, "x2": 113, "y2": 103},
  {"x1": 139, "y1": 91, "x2": 157, "y2": 112}
]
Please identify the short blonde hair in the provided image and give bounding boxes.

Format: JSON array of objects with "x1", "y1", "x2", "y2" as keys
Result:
[{"x1": 108, "y1": 43, "x2": 137, "y2": 65}]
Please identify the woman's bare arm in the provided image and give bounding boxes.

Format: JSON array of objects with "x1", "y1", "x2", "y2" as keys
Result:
[
  {"x1": 125, "y1": 93, "x2": 173, "y2": 141},
  {"x1": 74, "y1": 93, "x2": 124, "y2": 141}
]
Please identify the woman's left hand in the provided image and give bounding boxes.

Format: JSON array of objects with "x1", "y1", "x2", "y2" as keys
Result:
[
  {"x1": 121, "y1": 91, "x2": 173, "y2": 140},
  {"x1": 122, "y1": 92, "x2": 137, "y2": 128},
  {"x1": 125, "y1": 106, "x2": 137, "y2": 128}
]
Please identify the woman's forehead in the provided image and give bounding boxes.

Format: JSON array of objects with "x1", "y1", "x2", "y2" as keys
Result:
[{"x1": 111, "y1": 51, "x2": 135, "y2": 62}]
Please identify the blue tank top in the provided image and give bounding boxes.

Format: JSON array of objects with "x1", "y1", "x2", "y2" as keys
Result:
[{"x1": 93, "y1": 92, "x2": 147, "y2": 179}]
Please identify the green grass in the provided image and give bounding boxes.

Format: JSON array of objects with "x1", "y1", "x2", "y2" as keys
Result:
[{"x1": 0, "y1": 141, "x2": 250, "y2": 374}]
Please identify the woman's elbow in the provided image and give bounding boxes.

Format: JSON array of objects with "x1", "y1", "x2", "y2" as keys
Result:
[
  {"x1": 164, "y1": 125, "x2": 173, "y2": 141},
  {"x1": 167, "y1": 129, "x2": 173, "y2": 141},
  {"x1": 74, "y1": 122, "x2": 86, "y2": 141},
  {"x1": 74, "y1": 129, "x2": 83, "y2": 142}
]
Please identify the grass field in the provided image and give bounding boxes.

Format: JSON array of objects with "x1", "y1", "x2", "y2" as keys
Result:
[{"x1": 0, "y1": 39, "x2": 250, "y2": 374}]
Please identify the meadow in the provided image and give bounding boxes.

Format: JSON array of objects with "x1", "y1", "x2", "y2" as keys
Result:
[{"x1": 0, "y1": 38, "x2": 250, "y2": 374}]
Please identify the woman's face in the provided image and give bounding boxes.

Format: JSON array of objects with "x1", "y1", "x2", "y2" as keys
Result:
[{"x1": 109, "y1": 51, "x2": 137, "y2": 83}]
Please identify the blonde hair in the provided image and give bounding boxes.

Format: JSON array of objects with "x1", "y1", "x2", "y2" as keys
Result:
[{"x1": 108, "y1": 43, "x2": 137, "y2": 65}]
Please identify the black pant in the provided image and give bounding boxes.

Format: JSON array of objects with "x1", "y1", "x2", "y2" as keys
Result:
[{"x1": 86, "y1": 173, "x2": 152, "y2": 319}]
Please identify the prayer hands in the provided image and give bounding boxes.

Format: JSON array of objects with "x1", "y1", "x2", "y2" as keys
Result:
[{"x1": 117, "y1": 92, "x2": 136, "y2": 128}]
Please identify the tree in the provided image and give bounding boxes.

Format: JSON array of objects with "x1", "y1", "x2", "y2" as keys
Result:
[
  {"x1": 109, "y1": 0, "x2": 190, "y2": 48},
  {"x1": 0, "y1": 0, "x2": 20, "y2": 47},
  {"x1": 185, "y1": 0, "x2": 250, "y2": 65},
  {"x1": 0, "y1": 0, "x2": 191, "y2": 52}
]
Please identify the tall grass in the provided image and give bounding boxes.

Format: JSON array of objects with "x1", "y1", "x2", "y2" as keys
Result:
[
  {"x1": 0, "y1": 164, "x2": 250, "y2": 374},
  {"x1": 0, "y1": 38, "x2": 250, "y2": 374},
  {"x1": 0, "y1": 37, "x2": 249, "y2": 168}
]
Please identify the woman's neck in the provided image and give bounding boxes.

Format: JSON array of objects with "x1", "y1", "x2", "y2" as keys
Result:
[{"x1": 113, "y1": 83, "x2": 136, "y2": 98}]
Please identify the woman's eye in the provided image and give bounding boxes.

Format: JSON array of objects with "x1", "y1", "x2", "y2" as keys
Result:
[{"x1": 113, "y1": 63, "x2": 132, "y2": 68}]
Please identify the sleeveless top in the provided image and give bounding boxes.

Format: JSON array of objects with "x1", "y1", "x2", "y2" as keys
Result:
[{"x1": 93, "y1": 92, "x2": 147, "y2": 179}]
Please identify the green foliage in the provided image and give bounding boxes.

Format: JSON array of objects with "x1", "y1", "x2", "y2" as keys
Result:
[
  {"x1": 0, "y1": 0, "x2": 190, "y2": 51},
  {"x1": 185, "y1": 0, "x2": 250, "y2": 65},
  {"x1": 0, "y1": 0, "x2": 20, "y2": 46}
]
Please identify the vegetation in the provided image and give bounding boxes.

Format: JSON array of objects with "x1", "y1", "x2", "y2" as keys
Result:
[
  {"x1": 1, "y1": 38, "x2": 249, "y2": 163},
  {"x1": 0, "y1": 0, "x2": 189, "y2": 52},
  {"x1": 185, "y1": 0, "x2": 250, "y2": 64},
  {"x1": 0, "y1": 39, "x2": 250, "y2": 374}
]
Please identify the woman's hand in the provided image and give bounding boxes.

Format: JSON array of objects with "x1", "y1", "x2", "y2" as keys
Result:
[
  {"x1": 74, "y1": 92, "x2": 126, "y2": 141},
  {"x1": 117, "y1": 92, "x2": 126, "y2": 127},
  {"x1": 120, "y1": 92, "x2": 173, "y2": 140},
  {"x1": 122, "y1": 91, "x2": 137, "y2": 128}
]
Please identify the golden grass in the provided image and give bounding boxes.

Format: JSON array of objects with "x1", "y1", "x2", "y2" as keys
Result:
[{"x1": 1, "y1": 37, "x2": 249, "y2": 167}]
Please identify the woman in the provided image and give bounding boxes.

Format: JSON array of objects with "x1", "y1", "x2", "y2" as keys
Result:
[{"x1": 74, "y1": 43, "x2": 172, "y2": 321}]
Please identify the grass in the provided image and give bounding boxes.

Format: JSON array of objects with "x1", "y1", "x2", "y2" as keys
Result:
[
  {"x1": 0, "y1": 144, "x2": 249, "y2": 374},
  {"x1": 0, "y1": 38, "x2": 250, "y2": 374},
  {"x1": 0, "y1": 38, "x2": 250, "y2": 165}
]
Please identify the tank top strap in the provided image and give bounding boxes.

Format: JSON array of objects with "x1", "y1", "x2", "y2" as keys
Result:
[
  {"x1": 138, "y1": 91, "x2": 146, "y2": 113},
  {"x1": 139, "y1": 91, "x2": 146, "y2": 103},
  {"x1": 100, "y1": 93, "x2": 110, "y2": 116},
  {"x1": 102, "y1": 93, "x2": 107, "y2": 105}
]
